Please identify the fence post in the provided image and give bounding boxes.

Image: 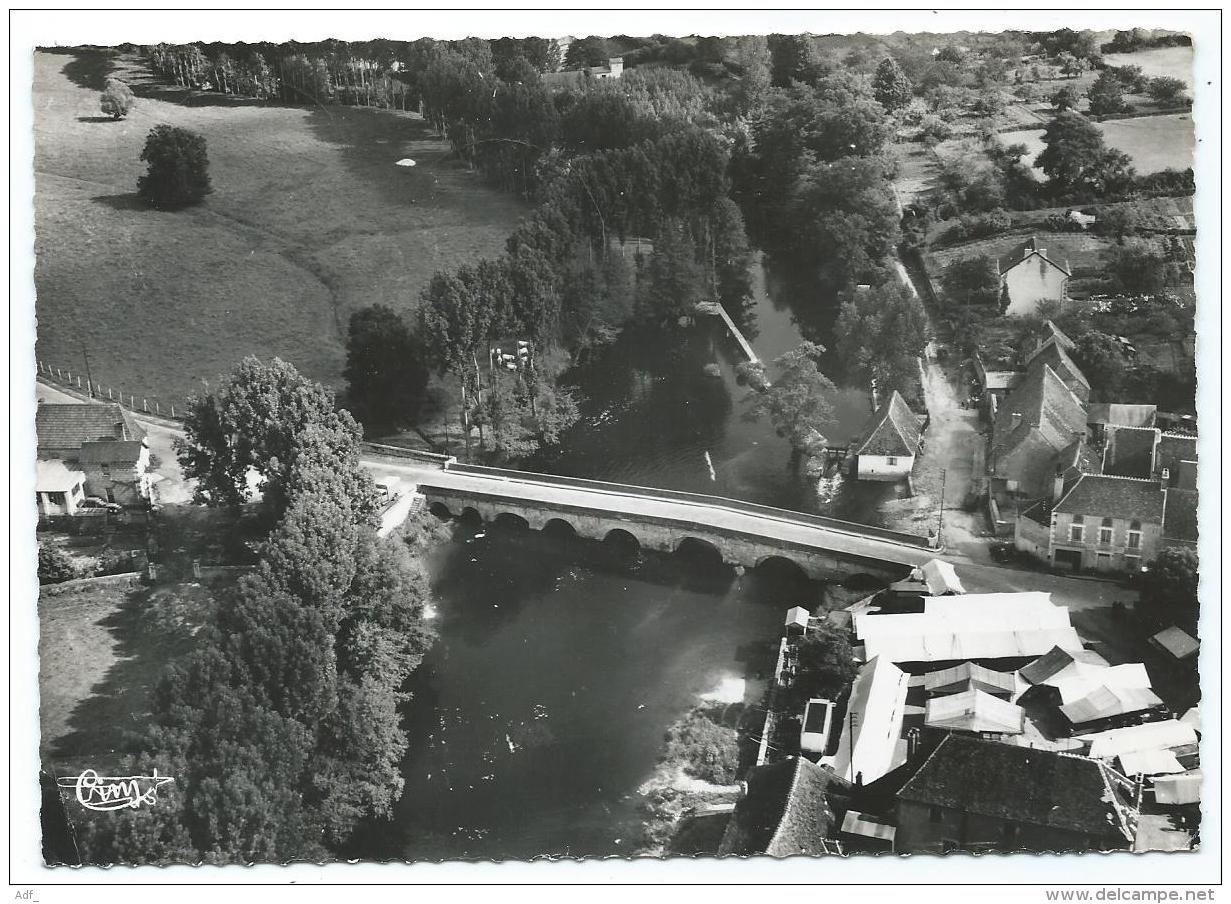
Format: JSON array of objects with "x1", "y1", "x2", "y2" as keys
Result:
[
  {"x1": 77, "y1": 376, "x2": 82, "y2": 389},
  {"x1": 143, "y1": 398, "x2": 148, "y2": 412},
  {"x1": 155, "y1": 401, "x2": 160, "y2": 414},
  {"x1": 56, "y1": 367, "x2": 61, "y2": 379},
  {"x1": 170, "y1": 405, "x2": 175, "y2": 418},
  {"x1": 130, "y1": 395, "x2": 135, "y2": 408},
  {"x1": 108, "y1": 387, "x2": 113, "y2": 400}
]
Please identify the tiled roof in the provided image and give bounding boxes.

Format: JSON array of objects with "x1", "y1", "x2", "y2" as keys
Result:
[
  {"x1": 998, "y1": 238, "x2": 1072, "y2": 277},
  {"x1": 77, "y1": 440, "x2": 146, "y2": 464},
  {"x1": 1025, "y1": 320, "x2": 1077, "y2": 360},
  {"x1": 1156, "y1": 432, "x2": 1197, "y2": 481},
  {"x1": 1027, "y1": 340, "x2": 1089, "y2": 393},
  {"x1": 35, "y1": 459, "x2": 85, "y2": 492},
  {"x1": 1054, "y1": 475, "x2": 1165, "y2": 524},
  {"x1": 1163, "y1": 488, "x2": 1198, "y2": 543},
  {"x1": 992, "y1": 365, "x2": 1087, "y2": 463},
  {"x1": 855, "y1": 390, "x2": 921, "y2": 457},
  {"x1": 1087, "y1": 403, "x2": 1157, "y2": 429},
  {"x1": 718, "y1": 757, "x2": 849, "y2": 857},
  {"x1": 36, "y1": 402, "x2": 146, "y2": 452},
  {"x1": 1101, "y1": 426, "x2": 1158, "y2": 479},
  {"x1": 897, "y1": 735, "x2": 1135, "y2": 841}
]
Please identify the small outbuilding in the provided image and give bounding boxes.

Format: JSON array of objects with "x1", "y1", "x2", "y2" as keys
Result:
[
  {"x1": 35, "y1": 459, "x2": 87, "y2": 517},
  {"x1": 852, "y1": 391, "x2": 922, "y2": 481}
]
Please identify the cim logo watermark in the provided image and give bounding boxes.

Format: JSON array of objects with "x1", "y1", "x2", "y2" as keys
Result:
[{"x1": 56, "y1": 769, "x2": 174, "y2": 812}]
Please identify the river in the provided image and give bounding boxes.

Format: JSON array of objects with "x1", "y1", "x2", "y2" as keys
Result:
[{"x1": 349, "y1": 255, "x2": 896, "y2": 861}]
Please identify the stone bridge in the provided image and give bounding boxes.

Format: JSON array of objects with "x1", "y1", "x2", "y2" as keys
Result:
[{"x1": 368, "y1": 452, "x2": 939, "y2": 583}]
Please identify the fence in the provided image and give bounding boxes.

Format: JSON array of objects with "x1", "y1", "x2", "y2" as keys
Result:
[{"x1": 35, "y1": 360, "x2": 188, "y2": 423}]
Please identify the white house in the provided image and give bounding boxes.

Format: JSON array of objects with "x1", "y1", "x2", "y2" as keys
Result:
[
  {"x1": 36, "y1": 459, "x2": 86, "y2": 517},
  {"x1": 852, "y1": 390, "x2": 922, "y2": 480},
  {"x1": 998, "y1": 236, "x2": 1071, "y2": 317}
]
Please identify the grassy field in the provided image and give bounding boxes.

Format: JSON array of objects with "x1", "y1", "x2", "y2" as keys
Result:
[
  {"x1": 1103, "y1": 46, "x2": 1196, "y2": 89},
  {"x1": 33, "y1": 49, "x2": 528, "y2": 407},
  {"x1": 999, "y1": 112, "x2": 1195, "y2": 180},
  {"x1": 928, "y1": 232, "x2": 1116, "y2": 280}
]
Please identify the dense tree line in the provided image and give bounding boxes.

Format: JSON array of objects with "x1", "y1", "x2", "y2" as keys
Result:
[{"x1": 77, "y1": 359, "x2": 435, "y2": 864}]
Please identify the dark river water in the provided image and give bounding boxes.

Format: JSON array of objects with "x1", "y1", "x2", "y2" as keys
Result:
[{"x1": 350, "y1": 256, "x2": 897, "y2": 861}]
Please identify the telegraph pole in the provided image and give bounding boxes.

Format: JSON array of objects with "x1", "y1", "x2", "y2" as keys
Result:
[
  {"x1": 80, "y1": 342, "x2": 95, "y2": 398},
  {"x1": 937, "y1": 468, "x2": 948, "y2": 546}
]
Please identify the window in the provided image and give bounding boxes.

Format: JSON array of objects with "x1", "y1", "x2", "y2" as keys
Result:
[
  {"x1": 1127, "y1": 520, "x2": 1142, "y2": 550},
  {"x1": 886, "y1": 456, "x2": 898, "y2": 466},
  {"x1": 1099, "y1": 517, "x2": 1113, "y2": 545},
  {"x1": 930, "y1": 806, "x2": 944, "y2": 824},
  {"x1": 1124, "y1": 555, "x2": 1141, "y2": 573},
  {"x1": 1069, "y1": 523, "x2": 1084, "y2": 543},
  {"x1": 49, "y1": 492, "x2": 65, "y2": 506}
]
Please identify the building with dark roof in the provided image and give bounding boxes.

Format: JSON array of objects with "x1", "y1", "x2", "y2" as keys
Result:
[
  {"x1": 1026, "y1": 339, "x2": 1091, "y2": 403},
  {"x1": 1155, "y1": 432, "x2": 1197, "y2": 488},
  {"x1": 1101, "y1": 425, "x2": 1159, "y2": 479},
  {"x1": 718, "y1": 756, "x2": 850, "y2": 857},
  {"x1": 997, "y1": 238, "x2": 1071, "y2": 318},
  {"x1": 852, "y1": 390, "x2": 922, "y2": 481},
  {"x1": 1048, "y1": 475, "x2": 1166, "y2": 573},
  {"x1": 35, "y1": 402, "x2": 151, "y2": 506},
  {"x1": 1162, "y1": 488, "x2": 1198, "y2": 550},
  {"x1": 894, "y1": 735, "x2": 1137, "y2": 853},
  {"x1": 990, "y1": 363, "x2": 1089, "y2": 499}
]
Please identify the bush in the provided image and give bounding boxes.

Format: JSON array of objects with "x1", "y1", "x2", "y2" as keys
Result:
[
  {"x1": 99, "y1": 78, "x2": 135, "y2": 119},
  {"x1": 943, "y1": 208, "x2": 1011, "y2": 243},
  {"x1": 1147, "y1": 76, "x2": 1188, "y2": 107},
  {"x1": 137, "y1": 125, "x2": 212, "y2": 209},
  {"x1": 663, "y1": 709, "x2": 741, "y2": 785},
  {"x1": 916, "y1": 115, "x2": 953, "y2": 145},
  {"x1": 38, "y1": 543, "x2": 77, "y2": 584}
]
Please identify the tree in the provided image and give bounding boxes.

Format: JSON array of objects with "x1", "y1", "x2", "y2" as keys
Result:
[
  {"x1": 1071, "y1": 330, "x2": 1129, "y2": 399},
  {"x1": 564, "y1": 36, "x2": 611, "y2": 70},
  {"x1": 834, "y1": 282, "x2": 929, "y2": 398},
  {"x1": 744, "y1": 341, "x2": 836, "y2": 455},
  {"x1": 1086, "y1": 70, "x2": 1129, "y2": 116},
  {"x1": 1147, "y1": 76, "x2": 1188, "y2": 106},
  {"x1": 99, "y1": 77, "x2": 135, "y2": 119},
  {"x1": 788, "y1": 624, "x2": 857, "y2": 707},
  {"x1": 344, "y1": 305, "x2": 429, "y2": 430},
  {"x1": 635, "y1": 219, "x2": 706, "y2": 323},
  {"x1": 1103, "y1": 238, "x2": 1171, "y2": 295},
  {"x1": 972, "y1": 87, "x2": 1006, "y2": 118},
  {"x1": 768, "y1": 33, "x2": 826, "y2": 87},
  {"x1": 1050, "y1": 84, "x2": 1081, "y2": 112},
  {"x1": 176, "y1": 357, "x2": 371, "y2": 515},
  {"x1": 137, "y1": 125, "x2": 212, "y2": 208},
  {"x1": 1136, "y1": 547, "x2": 1199, "y2": 634},
  {"x1": 942, "y1": 255, "x2": 1001, "y2": 308},
  {"x1": 872, "y1": 57, "x2": 913, "y2": 111},
  {"x1": 1037, "y1": 111, "x2": 1135, "y2": 196},
  {"x1": 663, "y1": 710, "x2": 740, "y2": 784}
]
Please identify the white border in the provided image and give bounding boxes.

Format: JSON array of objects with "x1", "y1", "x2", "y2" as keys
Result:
[{"x1": 7, "y1": 6, "x2": 1222, "y2": 892}]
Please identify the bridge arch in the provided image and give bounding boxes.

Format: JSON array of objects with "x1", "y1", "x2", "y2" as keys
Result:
[
  {"x1": 674, "y1": 536, "x2": 726, "y2": 567},
  {"x1": 458, "y1": 506, "x2": 483, "y2": 527},
  {"x1": 542, "y1": 518, "x2": 577, "y2": 541},
  {"x1": 494, "y1": 512, "x2": 531, "y2": 532},
  {"x1": 754, "y1": 554, "x2": 810, "y2": 584},
  {"x1": 428, "y1": 501, "x2": 454, "y2": 521},
  {"x1": 603, "y1": 528, "x2": 641, "y2": 557}
]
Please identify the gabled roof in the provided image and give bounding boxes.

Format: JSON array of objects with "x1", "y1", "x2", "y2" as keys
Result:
[
  {"x1": 925, "y1": 689, "x2": 1025, "y2": 734},
  {"x1": 998, "y1": 237, "x2": 1072, "y2": 278},
  {"x1": 855, "y1": 390, "x2": 921, "y2": 458},
  {"x1": 992, "y1": 365, "x2": 1087, "y2": 464},
  {"x1": 1019, "y1": 646, "x2": 1110, "y2": 685},
  {"x1": 718, "y1": 756, "x2": 849, "y2": 857},
  {"x1": 924, "y1": 662, "x2": 1017, "y2": 697},
  {"x1": 1027, "y1": 340, "x2": 1090, "y2": 394},
  {"x1": 1163, "y1": 488, "x2": 1198, "y2": 543},
  {"x1": 897, "y1": 735, "x2": 1135, "y2": 841},
  {"x1": 1151, "y1": 626, "x2": 1199, "y2": 661},
  {"x1": 36, "y1": 402, "x2": 146, "y2": 452},
  {"x1": 918, "y1": 559, "x2": 965, "y2": 595},
  {"x1": 77, "y1": 439, "x2": 147, "y2": 465},
  {"x1": 1082, "y1": 719, "x2": 1198, "y2": 760},
  {"x1": 1053, "y1": 475, "x2": 1166, "y2": 524},
  {"x1": 1087, "y1": 403, "x2": 1157, "y2": 429},
  {"x1": 1060, "y1": 685, "x2": 1164, "y2": 726},
  {"x1": 824, "y1": 657, "x2": 910, "y2": 784},
  {"x1": 1048, "y1": 663, "x2": 1152, "y2": 705},
  {"x1": 1025, "y1": 320, "x2": 1077, "y2": 360},
  {"x1": 1101, "y1": 426, "x2": 1158, "y2": 479},
  {"x1": 35, "y1": 459, "x2": 86, "y2": 493}
]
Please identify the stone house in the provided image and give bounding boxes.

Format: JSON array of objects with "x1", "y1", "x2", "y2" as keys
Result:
[
  {"x1": 852, "y1": 390, "x2": 922, "y2": 481},
  {"x1": 718, "y1": 756, "x2": 850, "y2": 857},
  {"x1": 989, "y1": 363, "x2": 1090, "y2": 500},
  {"x1": 997, "y1": 237, "x2": 1070, "y2": 317},
  {"x1": 35, "y1": 402, "x2": 151, "y2": 506},
  {"x1": 1047, "y1": 475, "x2": 1166, "y2": 573},
  {"x1": 894, "y1": 735, "x2": 1137, "y2": 853}
]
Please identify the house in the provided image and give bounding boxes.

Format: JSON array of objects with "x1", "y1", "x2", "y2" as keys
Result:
[
  {"x1": 1101, "y1": 425, "x2": 1159, "y2": 478},
  {"x1": 997, "y1": 237, "x2": 1071, "y2": 317},
  {"x1": 1024, "y1": 334, "x2": 1090, "y2": 403},
  {"x1": 1162, "y1": 488, "x2": 1198, "y2": 550},
  {"x1": 35, "y1": 402, "x2": 151, "y2": 506},
  {"x1": 1155, "y1": 432, "x2": 1197, "y2": 487},
  {"x1": 894, "y1": 735, "x2": 1137, "y2": 853},
  {"x1": 540, "y1": 55, "x2": 623, "y2": 90},
  {"x1": 972, "y1": 352, "x2": 1022, "y2": 404},
  {"x1": 989, "y1": 363, "x2": 1089, "y2": 499},
  {"x1": 717, "y1": 756, "x2": 850, "y2": 857},
  {"x1": 1087, "y1": 403, "x2": 1157, "y2": 444},
  {"x1": 823, "y1": 657, "x2": 911, "y2": 785},
  {"x1": 1047, "y1": 475, "x2": 1166, "y2": 573},
  {"x1": 851, "y1": 390, "x2": 922, "y2": 480},
  {"x1": 35, "y1": 460, "x2": 87, "y2": 517}
]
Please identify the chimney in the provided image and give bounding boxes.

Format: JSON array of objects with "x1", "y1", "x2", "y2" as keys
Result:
[{"x1": 1160, "y1": 467, "x2": 1171, "y2": 484}]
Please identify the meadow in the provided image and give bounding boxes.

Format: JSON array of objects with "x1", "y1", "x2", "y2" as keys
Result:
[
  {"x1": 999, "y1": 112, "x2": 1195, "y2": 181},
  {"x1": 32, "y1": 50, "x2": 528, "y2": 407}
]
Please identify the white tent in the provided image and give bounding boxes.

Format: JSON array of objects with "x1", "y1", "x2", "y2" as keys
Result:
[
  {"x1": 1118, "y1": 749, "x2": 1184, "y2": 777},
  {"x1": 925, "y1": 689, "x2": 1024, "y2": 734},
  {"x1": 1049, "y1": 662, "x2": 1153, "y2": 705},
  {"x1": 1153, "y1": 770, "x2": 1202, "y2": 805},
  {"x1": 1150, "y1": 626, "x2": 1199, "y2": 661},
  {"x1": 822, "y1": 657, "x2": 910, "y2": 784},
  {"x1": 918, "y1": 559, "x2": 965, "y2": 595},
  {"x1": 1082, "y1": 719, "x2": 1199, "y2": 760}
]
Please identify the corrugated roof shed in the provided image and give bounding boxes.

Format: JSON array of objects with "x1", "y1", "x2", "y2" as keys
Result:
[
  {"x1": 1060, "y1": 685, "x2": 1164, "y2": 727},
  {"x1": 1102, "y1": 426, "x2": 1158, "y2": 478},
  {"x1": 897, "y1": 735, "x2": 1135, "y2": 841},
  {"x1": 1049, "y1": 663, "x2": 1152, "y2": 705},
  {"x1": 926, "y1": 689, "x2": 1024, "y2": 734},
  {"x1": 1019, "y1": 646, "x2": 1110, "y2": 685},
  {"x1": 1083, "y1": 719, "x2": 1198, "y2": 759},
  {"x1": 36, "y1": 402, "x2": 146, "y2": 452},
  {"x1": 855, "y1": 390, "x2": 922, "y2": 458},
  {"x1": 924, "y1": 662, "x2": 1017, "y2": 698},
  {"x1": 1054, "y1": 475, "x2": 1166, "y2": 524},
  {"x1": 1118, "y1": 749, "x2": 1184, "y2": 777},
  {"x1": 717, "y1": 757, "x2": 850, "y2": 857}
]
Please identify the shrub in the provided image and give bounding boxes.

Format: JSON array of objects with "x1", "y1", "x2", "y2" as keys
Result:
[
  {"x1": 137, "y1": 125, "x2": 212, "y2": 209},
  {"x1": 663, "y1": 709, "x2": 741, "y2": 785},
  {"x1": 38, "y1": 543, "x2": 77, "y2": 584},
  {"x1": 916, "y1": 114, "x2": 953, "y2": 145},
  {"x1": 99, "y1": 78, "x2": 135, "y2": 119}
]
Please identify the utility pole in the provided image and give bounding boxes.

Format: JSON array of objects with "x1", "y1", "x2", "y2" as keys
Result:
[
  {"x1": 80, "y1": 342, "x2": 95, "y2": 398},
  {"x1": 938, "y1": 468, "x2": 948, "y2": 546}
]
